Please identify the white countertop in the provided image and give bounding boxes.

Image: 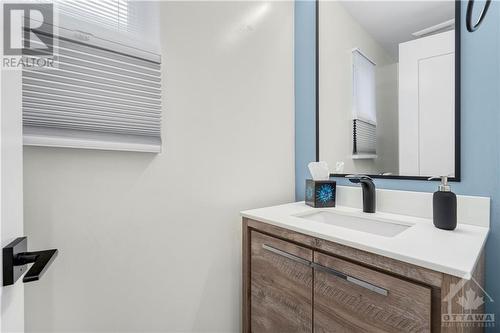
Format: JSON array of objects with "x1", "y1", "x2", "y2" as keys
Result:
[{"x1": 241, "y1": 202, "x2": 489, "y2": 279}]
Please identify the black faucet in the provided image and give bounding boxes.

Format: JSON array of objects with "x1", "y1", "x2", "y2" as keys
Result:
[{"x1": 346, "y1": 175, "x2": 376, "y2": 213}]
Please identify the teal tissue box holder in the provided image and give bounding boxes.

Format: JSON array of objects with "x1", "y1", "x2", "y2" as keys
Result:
[{"x1": 305, "y1": 179, "x2": 336, "y2": 208}]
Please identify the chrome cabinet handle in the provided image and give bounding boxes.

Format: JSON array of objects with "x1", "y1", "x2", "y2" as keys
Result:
[
  {"x1": 311, "y1": 262, "x2": 388, "y2": 296},
  {"x1": 262, "y1": 244, "x2": 312, "y2": 267},
  {"x1": 262, "y1": 243, "x2": 388, "y2": 296}
]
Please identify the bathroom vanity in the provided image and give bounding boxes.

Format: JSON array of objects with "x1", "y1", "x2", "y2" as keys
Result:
[
  {"x1": 241, "y1": 187, "x2": 490, "y2": 332},
  {"x1": 241, "y1": 1, "x2": 487, "y2": 331}
]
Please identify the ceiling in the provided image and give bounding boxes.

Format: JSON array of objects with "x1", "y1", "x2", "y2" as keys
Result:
[{"x1": 340, "y1": 1, "x2": 455, "y2": 60}]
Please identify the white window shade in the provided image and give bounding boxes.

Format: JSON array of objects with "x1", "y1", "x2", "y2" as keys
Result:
[
  {"x1": 56, "y1": 0, "x2": 130, "y2": 32},
  {"x1": 352, "y1": 119, "x2": 376, "y2": 156},
  {"x1": 23, "y1": 1, "x2": 162, "y2": 153},
  {"x1": 54, "y1": 0, "x2": 160, "y2": 55},
  {"x1": 352, "y1": 49, "x2": 376, "y2": 125}
]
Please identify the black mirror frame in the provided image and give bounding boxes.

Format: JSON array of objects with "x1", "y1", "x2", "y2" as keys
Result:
[{"x1": 316, "y1": 0, "x2": 461, "y2": 181}]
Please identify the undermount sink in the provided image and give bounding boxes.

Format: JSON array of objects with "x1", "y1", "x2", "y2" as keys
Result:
[{"x1": 295, "y1": 210, "x2": 413, "y2": 237}]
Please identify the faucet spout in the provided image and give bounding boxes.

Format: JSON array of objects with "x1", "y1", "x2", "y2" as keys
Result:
[{"x1": 345, "y1": 175, "x2": 376, "y2": 213}]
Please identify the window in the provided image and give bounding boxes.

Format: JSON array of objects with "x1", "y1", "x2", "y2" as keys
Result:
[
  {"x1": 57, "y1": 0, "x2": 131, "y2": 33},
  {"x1": 53, "y1": 0, "x2": 160, "y2": 54},
  {"x1": 22, "y1": 0, "x2": 162, "y2": 152},
  {"x1": 352, "y1": 49, "x2": 376, "y2": 158}
]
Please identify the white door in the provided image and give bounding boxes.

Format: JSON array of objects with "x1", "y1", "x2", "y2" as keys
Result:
[
  {"x1": 0, "y1": 65, "x2": 25, "y2": 331},
  {"x1": 399, "y1": 30, "x2": 455, "y2": 177}
]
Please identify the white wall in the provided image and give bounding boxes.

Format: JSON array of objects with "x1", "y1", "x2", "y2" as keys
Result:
[
  {"x1": 375, "y1": 63, "x2": 399, "y2": 174},
  {"x1": 319, "y1": 1, "x2": 397, "y2": 175},
  {"x1": 23, "y1": 1, "x2": 294, "y2": 331}
]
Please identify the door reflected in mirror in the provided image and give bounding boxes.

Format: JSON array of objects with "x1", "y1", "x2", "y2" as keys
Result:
[{"x1": 318, "y1": 1, "x2": 459, "y2": 179}]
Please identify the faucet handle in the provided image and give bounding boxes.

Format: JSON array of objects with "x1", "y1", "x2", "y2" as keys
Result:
[
  {"x1": 345, "y1": 175, "x2": 376, "y2": 213},
  {"x1": 345, "y1": 174, "x2": 373, "y2": 184},
  {"x1": 345, "y1": 174, "x2": 372, "y2": 180}
]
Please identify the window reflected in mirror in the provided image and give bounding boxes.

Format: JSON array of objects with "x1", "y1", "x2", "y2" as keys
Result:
[{"x1": 318, "y1": 1, "x2": 458, "y2": 179}]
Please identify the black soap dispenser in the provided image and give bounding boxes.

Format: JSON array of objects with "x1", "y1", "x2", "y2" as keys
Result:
[{"x1": 429, "y1": 176, "x2": 457, "y2": 230}]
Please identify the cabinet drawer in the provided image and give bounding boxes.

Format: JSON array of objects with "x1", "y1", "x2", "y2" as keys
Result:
[
  {"x1": 250, "y1": 231, "x2": 313, "y2": 333},
  {"x1": 313, "y1": 252, "x2": 431, "y2": 333}
]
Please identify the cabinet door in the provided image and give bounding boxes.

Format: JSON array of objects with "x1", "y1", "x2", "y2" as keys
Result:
[
  {"x1": 250, "y1": 231, "x2": 313, "y2": 333},
  {"x1": 313, "y1": 252, "x2": 431, "y2": 333}
]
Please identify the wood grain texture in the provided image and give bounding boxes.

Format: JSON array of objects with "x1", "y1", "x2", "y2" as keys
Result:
[
  {"x1": 246, "y1": 219, "x2": 443, "y2": 287},
  {"x1": 242, "y1": 218, "x2": 250, "y2": 333},
  {"x1": 250, "y1": 230, "x2": 313, "y2": 332},
  {"x1": 441, "y1": 251, "x2": 486, "y2": 333},
  {"x1": 314, "y1": 251, "x2": 432, "y2": 333},
  {"x1": 431, "y1": 287, "x2": 443, "y2": 333},
  {"x1": 242, "y1": 218, "x2": 486, "y2": 333}
]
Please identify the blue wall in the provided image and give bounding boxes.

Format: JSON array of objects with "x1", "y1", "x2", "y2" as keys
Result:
[
  {"x1": 295, "y1": 0, "x2": 500, "y2": 321},
  {"x1": 295, "y1": 0, "x2": 317, "y2": 200}
]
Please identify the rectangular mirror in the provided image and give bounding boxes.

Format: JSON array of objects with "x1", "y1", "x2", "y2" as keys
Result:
[{"x1": 317, "y1": 1, "x2": 460, "y2": 180}]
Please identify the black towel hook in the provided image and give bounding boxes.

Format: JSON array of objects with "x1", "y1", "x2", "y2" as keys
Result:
[{"x1": 466, "y1": 0, "x2": 492, "y2": 32}]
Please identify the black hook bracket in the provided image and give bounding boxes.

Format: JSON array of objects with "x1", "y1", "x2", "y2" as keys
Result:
[
  {"x1": 467, "y1": 0, "x2": 492, "y2": 32},
  {"x1": 3, "y1": 237, "x2": 58, "y2": 286}
]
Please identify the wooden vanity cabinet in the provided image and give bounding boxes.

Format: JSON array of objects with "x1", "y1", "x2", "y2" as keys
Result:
[
  {"x1": 243, "y1": 218, "x2": 485, "y2": 333},
  {"x1": 250, "y1": 231, "x2": 313, "y2": 332},
  {"x1": 314, "y1": 252, "x2": 431, "y2": 332}
]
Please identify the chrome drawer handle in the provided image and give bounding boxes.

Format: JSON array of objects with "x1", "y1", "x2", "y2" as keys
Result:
[
  {"x1": 311, "y1": 262, "x2": 388, "y2": 296},
  {"x1": 261, "y1": 244, "x2": 388, "y2": 296},
  {"x1": 262, "y1": 244, "x2": 311, "y2": 266}
]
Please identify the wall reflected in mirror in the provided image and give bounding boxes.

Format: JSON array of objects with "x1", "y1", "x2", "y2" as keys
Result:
[{"x1": 318, "y1": 1, "x2": 459, "y2": 179}]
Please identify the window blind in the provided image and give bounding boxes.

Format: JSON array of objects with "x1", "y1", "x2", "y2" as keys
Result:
[
  {"x1": 54, "y1": 0, "x2": 160, "y2": 55},
  {"x1": 22, "y1": 1, "x2": 162, "y2": 152},
  {"x1": 352, "y1": 119, "x2": 376, "y2": 155},
  {"x1": 352, "y1": 49, "x2": 376, "y2": 157},
  {"x1": 56, "y1": 0, "x2": 130, "y2": 33}
]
